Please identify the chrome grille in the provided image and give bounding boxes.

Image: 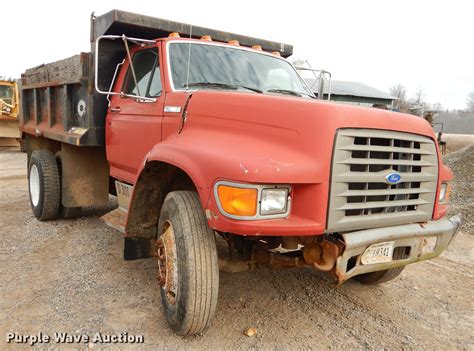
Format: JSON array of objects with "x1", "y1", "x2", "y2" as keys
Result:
[{"x1": 327, "y1": 129, "x2": 438, "y2": 232}]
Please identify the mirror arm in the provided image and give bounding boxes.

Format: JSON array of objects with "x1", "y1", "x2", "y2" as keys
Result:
[
  {"x1": 122, "y1": 35, "x2": 141, "y2": 97},
  {"x1": 94, "y1": 35, "x2": 156, "y2": 103}
]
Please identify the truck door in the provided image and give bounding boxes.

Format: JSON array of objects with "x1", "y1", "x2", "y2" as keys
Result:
[{"x1": 106, "y1": 46, "x2": 164, "y2": 183}]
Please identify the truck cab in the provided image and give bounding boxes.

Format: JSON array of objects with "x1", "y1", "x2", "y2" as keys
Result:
[
  {"x1": 105, "y1": 36, "x2": 314, "y2": 182},
  {"x1": 19, "y1": 10, "x2": 462, "y2": 336}
]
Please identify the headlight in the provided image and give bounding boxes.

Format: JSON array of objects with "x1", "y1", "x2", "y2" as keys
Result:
[
  {"x1": 215, "y1": 181, "x2": 291, "y2": 219},
  {"x1": 260, "y1": 188, "x2": 289, "y2": 215},
  {"x1": 439, "y1": 182, "x2": 451, "y2": 202}
]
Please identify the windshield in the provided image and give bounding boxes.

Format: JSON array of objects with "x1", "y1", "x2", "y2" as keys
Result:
[
  {"x1": 0, "y1": 85, "x2": 13, "y2": 99},
  {"x1": 168, "y1": 42, "x2": 314, "y2": 97}
]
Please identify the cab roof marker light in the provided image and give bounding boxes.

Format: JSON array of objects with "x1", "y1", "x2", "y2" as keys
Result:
[
  {"x1": 271, "y1": 51, "x2": 281, "y2": 56},
  {"x1": 201, "y1": 35, "x2": 212, "y2": 41},
  {"x1": 252, "y1": 45, "x2": 262, "y2": 51},
  {"x1": 228, "y1": 40, "x2": 240, "y2": 46},
  {"x1": 169, "y1": 32, "x2": 180, "y2": 38}
]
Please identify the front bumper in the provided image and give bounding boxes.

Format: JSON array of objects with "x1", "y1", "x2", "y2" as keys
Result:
[{"x1": 335, "y1": 215, "x2": 462, "y2": 282}]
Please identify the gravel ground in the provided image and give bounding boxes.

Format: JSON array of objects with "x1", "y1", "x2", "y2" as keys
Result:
[
  {"x1": 1, "y1": 147, "x2": 473, "y2": 350},
  {"x1": 444, "y1": 144, "x2": 474, "y2": 233}
]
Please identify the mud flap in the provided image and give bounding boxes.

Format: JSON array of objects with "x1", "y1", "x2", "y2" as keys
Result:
[{"x1": 124, "y1": 237, "x2": 154, "y2": 260}]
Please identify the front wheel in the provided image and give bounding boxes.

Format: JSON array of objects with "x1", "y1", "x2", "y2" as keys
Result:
[{"x1": 156, "y1": 191, "x2": 219, "y2": 335}]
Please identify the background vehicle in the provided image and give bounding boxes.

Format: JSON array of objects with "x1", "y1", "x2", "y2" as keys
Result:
[
  {"x1": 0, "y1": 78, "x2": 20, "y2": 146},
  {"x1": 19, "y1": 9, "x2": 461, "y2": 336}
]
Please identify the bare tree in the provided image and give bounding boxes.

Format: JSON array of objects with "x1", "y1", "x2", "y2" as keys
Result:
[
  {"x1": 413, "y1": 89, "x2": 424, "y2": 105},
  {"x1": 389, "y1": 84, "x2": 409, "y2": 111},
  {"x1": 407, "y1": 89, "x2": 432, "y2": 116},
  {"x1": 466, "y1": 92, "x2": 474, "y2": 113},
  {"x1": 432, "y1": 102, "x2": 444, "y2": 112}
]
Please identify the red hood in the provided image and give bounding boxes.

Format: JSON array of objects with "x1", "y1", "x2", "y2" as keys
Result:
[
  {"x1": 187, "y1": 90, "x2": 435, "y2": 139},
  {"x1": 169, "y1": 90, "x2": 437, "y2": 185}
]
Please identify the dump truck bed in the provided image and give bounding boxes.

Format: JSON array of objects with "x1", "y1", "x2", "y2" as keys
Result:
[{"x1": 20, "y1": 9, "x2": 293, "y2": 147}]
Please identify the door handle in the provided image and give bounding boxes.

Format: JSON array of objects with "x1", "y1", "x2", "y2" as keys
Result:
[{"x1": 110, "y1": 107, "x2": 121, "y2": 113}]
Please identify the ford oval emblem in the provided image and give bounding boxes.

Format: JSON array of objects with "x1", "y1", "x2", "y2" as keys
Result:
[{"x1": 385, "y1": 172, "x2": 402, "y2": 184}]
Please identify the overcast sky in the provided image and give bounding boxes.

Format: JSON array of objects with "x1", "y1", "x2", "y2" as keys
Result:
[{"x1": 2, "y1": 0, "x2": 472, "y2": 109}]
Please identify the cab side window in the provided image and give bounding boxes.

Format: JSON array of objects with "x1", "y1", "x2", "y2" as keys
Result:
[{"x1": 123, "y1": 48, "x2": 162, "y2": 98}]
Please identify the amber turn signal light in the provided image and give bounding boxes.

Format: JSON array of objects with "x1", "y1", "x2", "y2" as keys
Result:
[{"x1": 217, "y1": 185, "x2": 258, "y2": 216}]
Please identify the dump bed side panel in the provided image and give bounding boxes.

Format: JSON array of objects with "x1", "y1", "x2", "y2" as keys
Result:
[
  {"x1": 20, "y1": 53, "x2": 106, "y2": 146},
  {"x1": 21, "y1": 55, "x2": 87, "y2": 88}
]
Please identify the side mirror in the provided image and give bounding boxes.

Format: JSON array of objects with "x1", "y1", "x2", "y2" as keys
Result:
[{"x1": 95, "y1": 35, "x2": 157, "y2": 103}]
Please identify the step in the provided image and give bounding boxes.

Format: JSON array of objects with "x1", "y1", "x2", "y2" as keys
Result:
[{"x1": 101, "y1": 207, "x2": 127, "y2": 233}]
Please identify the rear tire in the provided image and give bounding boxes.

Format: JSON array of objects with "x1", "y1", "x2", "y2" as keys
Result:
[
  {"x1": 156, "y1": 191, "x2": 219, "y2": 335},
  {"x1": 28, "y1": 150, "x2": 60, "y2": 221},
  {"x1": 354, "y1": 248, "x2": 406, "y2": 285}
]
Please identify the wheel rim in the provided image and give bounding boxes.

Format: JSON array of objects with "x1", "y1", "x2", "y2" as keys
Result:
[
  {"x1": 156, "y1": 220, "x2": 178, "y2": 305},
  {"x1": 29, "y1": 164, "x2": 40, "y2": 207}
]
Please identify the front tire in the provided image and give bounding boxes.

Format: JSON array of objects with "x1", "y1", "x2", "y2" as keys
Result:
[
  {"x1": 28, "y1": 150, "x2": 60, "y2": 221},
  {"x1": 156, "y1": 191, "x2": 219, "y2": 335}
]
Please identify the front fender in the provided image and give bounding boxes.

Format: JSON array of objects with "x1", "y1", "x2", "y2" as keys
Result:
[
  {"x1": 141, "y1": 127, "x2": 325, "y2": 205},
  {"x1": 130, "y1": 130, "x2": 328, "y2": 236},
  {"x1": 149, "y1": 127, "x2": 325, "y2": 180},
  {"x1": 433, "y1": 163, "x2": 454, "y2": 220}
]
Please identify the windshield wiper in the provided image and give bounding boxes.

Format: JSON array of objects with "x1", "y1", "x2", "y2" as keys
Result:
[
  {"x1": 265, "y1": 88, "x2": 315, "y2": 98},
  {"x1": 184, "y1": 82, "x2": 262, "y2": 93}
]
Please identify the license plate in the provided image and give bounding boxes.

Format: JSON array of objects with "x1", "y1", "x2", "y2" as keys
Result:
[{"x1": 361, "y1": 241, "x2": 394, "y2": 265}]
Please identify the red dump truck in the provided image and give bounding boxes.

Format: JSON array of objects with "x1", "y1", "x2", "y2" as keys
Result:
[{"x1": 19, "y1": 10, "x2": 461, "y2": 335}]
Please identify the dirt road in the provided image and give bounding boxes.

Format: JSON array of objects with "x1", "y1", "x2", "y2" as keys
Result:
[{"x1": 1, "y1": 147, "x2": 473, "y2": 350}]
